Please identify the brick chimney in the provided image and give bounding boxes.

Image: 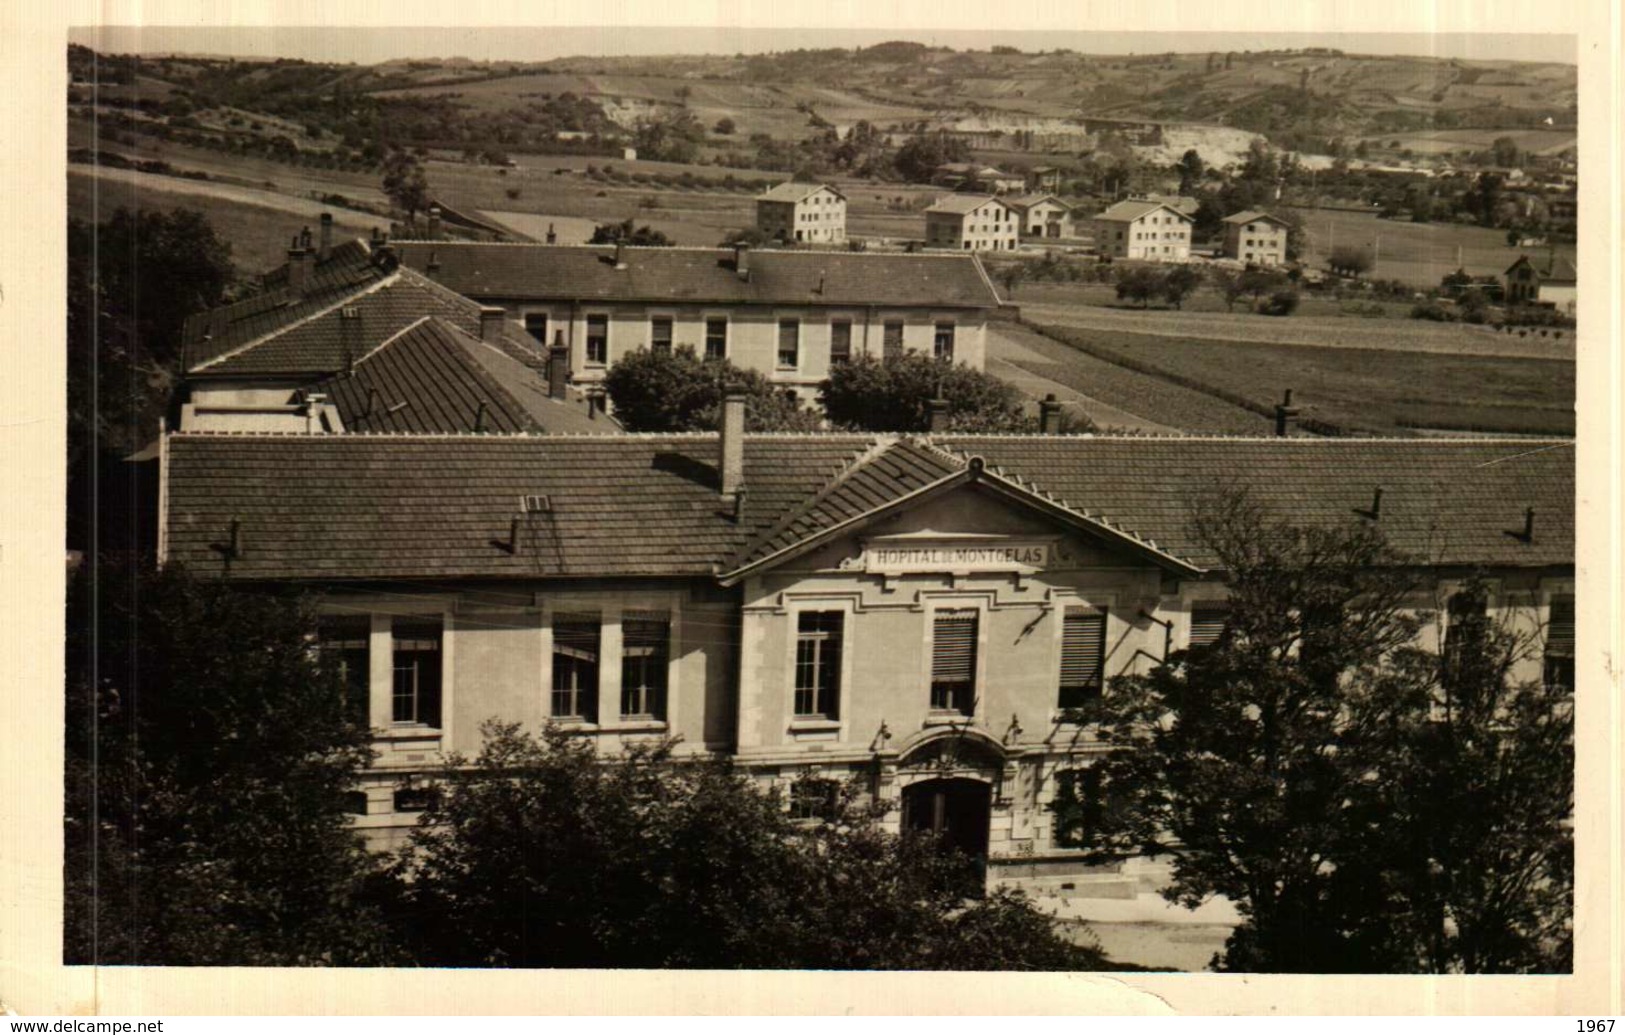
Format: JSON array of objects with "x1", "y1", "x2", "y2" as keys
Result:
[
  {"x1": 425, "y1": 248, "x2": 440, "y2": 277},
  {"x1": 1039, "y1": 393, "x2": 1063, "y2": 435},
  {"x1": 479, "y1": 306, "x2": 505, "y2": 343},
  {"x1": 339, "y1": 306, "x2": 362, "y2": 373},
  {"x1": 613, "y1": 239, "x2": 628, "y2": 270},
  {"x1": 720, "y1": 387, "x2": 747, "y2": 504},
  {"x1": 548, "y1": 330, "x2": 569, "y2": 400},
  {"x1": 286, "y1": 236, "x2": 309, "y2": 294},
  {"x1": 927, "y1": 396, "x2": 949, "y2": 432},
  {"x1": 734, "y1": 242, "x2": 751, "y2": 281},
  {"x1": 427, "y1": 205, "x2": 442, "y2": 241},
  {"x1": 1274, "y1": 388, "x2": 1301, "y2": 438},
  {"x1": 545, "y1": 222, "x2": 557, "y2": 245},
  {"x1": 318, "y1": 212, "x2": 333, "y2": 261}
]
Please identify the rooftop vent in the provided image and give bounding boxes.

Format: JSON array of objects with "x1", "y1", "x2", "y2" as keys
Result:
[{"x1": 520, "y1": 494, "x2": 551, "y2": 514}]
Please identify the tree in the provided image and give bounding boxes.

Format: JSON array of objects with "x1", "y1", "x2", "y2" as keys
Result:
[
  {"x1": 65, "y1": 558, "x2": 400, "y2": 965},
  {"x1": 713, "y1": 116, "x2": 736, "y2": 135},
  {"x1": 603, "y1": 346, "x2": 820, "y2": 432},
  {"x1": 1177, "y1": 148, "x2": 1205, "y2": 195},
  {"x1": 396, "y1": 722, "x2": 1107, "y2": 969},
  {"x1": 893, "y1": 130, "x2": 969, "y2": 183},
  {"x1": 1054, "y1": 492, "x2": 1572, "y2": 972},
  {"x1": 1328, "y1": 244, "x2": 1373, "y2": 278},
  {"x1": 1237, "y1": 267, "x2": 1286, "y2": 306},
  {"x1": 589, "y1": 218, "x2": 674, "y2": 247},
  {"x1": 380, "y1": 148, "x2": 430, "y2": 221},
  {"x1": 820, "y1": 353, "x2": 1057, "y2": 434},
  {"x1": 1490, "y1": 136, "x2": 1520, "y2": 168},
  {"x1": 1114, "y1": 265, "x2": 1166, "y2": 308},
  {"x1": 631, "y1": 109, "x2": 706, "y2": 163},
  {"x1": 997, "y1": 262, "x2": 1028, "y2": 298},
  {"x1": 1161, "y1": 266, "x2": 1203, "y2": 309},
  {"x1": 1209, "y1": 268, "x2": 1246, "y2": 312}
]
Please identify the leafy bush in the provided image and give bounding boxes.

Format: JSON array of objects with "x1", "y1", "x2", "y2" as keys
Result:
[
  {"x1": 821, "y1": 353, "x2": 1088, "y2": 434},
  {"x1": 603, "y1": 346, "x2": 819, "y2": 432},
  {"x1": 1258, "y1": 289, "x2": 1300, "y2": 317}
]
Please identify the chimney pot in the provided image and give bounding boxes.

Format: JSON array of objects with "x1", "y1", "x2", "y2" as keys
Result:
[
  {"x1": 720, "y1": 387, "x2": 747, "y2": 504},
  {"x1": 319, "y1": 212, "x2": 333, "y2": 261},
  {"x1": 478, "y1": 306, "x2": 505, "y2": 343},
  {"x1": 1273, "y1": 387, "x2": 1301, "y2": 437},
  {"x1": 545, "y1": 222, "x2": 557, "y2": 245},
  {"x1": 339, "y1": 306, "x2": 362, "y2": 372},
  {"x1": 286, "y1": 245, "x2": 310, "y2": 294},
  {"x1": 427, "y1": 205, "x2": 442, "y2": 241},
  {"x1": 1039, "y1": 393, "x2": 1063, "y2": 435},
  {"x1": 614, "y1": 239, "x2": 627, "y2": 269},
  {"x1": 734, "y1": 242, "x2": 751, "y2": 281}
]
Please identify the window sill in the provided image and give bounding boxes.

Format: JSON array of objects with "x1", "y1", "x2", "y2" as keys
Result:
[
  {"x1": 376, "y1": 725, "x2": 443, "y2": 740},
  {"x1": 599, "y1": 720, "x2": 670, "y2": 734},
  {"x1": 924, "y1": 712, "x2": 974, "y2": 727},
  {"x1": 788, "y1": 718, "x2": 841, "y2": 734}
]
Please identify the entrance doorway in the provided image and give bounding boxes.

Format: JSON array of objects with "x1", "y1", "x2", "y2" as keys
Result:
[{"x1": 901, "y1": 778, "x2": 992, "y2": 863}]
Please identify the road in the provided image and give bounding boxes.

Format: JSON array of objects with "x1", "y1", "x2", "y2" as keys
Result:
[{"x1": 987, "y1": 323, "x2": 1180, "y2": 435}]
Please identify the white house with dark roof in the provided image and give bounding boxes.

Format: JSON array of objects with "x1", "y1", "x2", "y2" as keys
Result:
[
  {"x1": 395, "y1": 241, "x2": 1004, "y2": 403},
  {"x1": 1221, "y1": 210, "x2": 1291, "y2": 266},
  {"x1": 1090, "y1": 199, "x2": 1193, "y2": 261},
  {"x1": 158, "y1": 421, "x2": 1575, "y2": 899},
  {"x1": 1003, "y1": 194, "x2": 1073, "y2": 239},
  {"x1": 755, "y1": 182, "x2": 847, "y2": 244},
  {"x1": 924, "y1": 195, "x2": 1019, "y2": 253}
]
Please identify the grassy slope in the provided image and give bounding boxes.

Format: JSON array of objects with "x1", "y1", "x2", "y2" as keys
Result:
[{"x1": 1285, "y1": 206, "x2": 1577, "y2": 287}]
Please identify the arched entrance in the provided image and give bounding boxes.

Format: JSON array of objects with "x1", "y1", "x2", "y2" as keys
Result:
[{"x1": 901, "y1": 777, "x2": 992, "y2": 863}]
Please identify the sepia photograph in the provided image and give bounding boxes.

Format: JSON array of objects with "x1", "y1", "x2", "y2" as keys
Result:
[{"x1": 20, "y1": 1, "x2": 1610, "y2": 1012}]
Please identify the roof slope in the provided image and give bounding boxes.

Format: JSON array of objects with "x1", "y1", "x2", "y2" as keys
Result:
[
  {"x1": 1545, "y1": 255, "x2": 1578, "y2": 283},
  {"x1": 1003, "y1": 194, "x2": 1069, "y2": 211},
  {"x1": 189, "y1": 264, "x2": 545, "y2": 378},
  {"x1": 163, "y1": 435, "x2": 1573, "y2": 582},
  {"x1": 1222, "y1": 209, "x2": 1290, "y2": 226},
  {"x1": 1095, "y1": 200, "x2": 1191, "y2": 223},
  {"x1": 926, "y1": 194, "x2": 1001, "y2": 216},
  {"x1": 308, "y1": 318, "x2": 613, "y2": 436},
  {"x1": 390, "y1": 244, "x2": 1001, "y2": 309},
  {"x1": 756, "y1": 182, "x2": 843, "y2": 204}
]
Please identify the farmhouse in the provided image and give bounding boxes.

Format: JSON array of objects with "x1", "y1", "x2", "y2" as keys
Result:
[
  {"x1": 924, "y1": 195, "x2": 1020, "y2": 253},
  {"x1": 394, "y1": 241, "x2": 1003, "y2": 401},
  {"x1": 178, "y1": 219, "x2": 610, "y2": 434},
  {"x1": 932, "y1": 164, "x2": 1027, "y2": 194},
  {"x1": 1221, "y1": 210, "x2": 1292, "y2": 266},
  {"x1": 1089, "y1": 199, "x2": 1193, "y2": 261},
  {"x1": 1003, "y1": 194, "x2": 1073, "y2": 239},
  {"x1": 159, "y1": 423, "x2": 1575, "y2": 893},
  {"x1": 1504, "y1": 254, "x2": 1577, "y2": 315},
  {"x1": 755, "y1": 182, "x2": 847, "y2": 245}
]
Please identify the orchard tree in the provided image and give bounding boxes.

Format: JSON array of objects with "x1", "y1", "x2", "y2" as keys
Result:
[
  {"x1": 396, "y1": 722, "x2": 1107, "y2": 970},
  {"x1": 1055, "y1": 491, "x2": 1573, "y2": 972},
  {"x1": 1328, "y1": 245, "x2": 1373, "y2": 278},
  {"x1": 589, "y1": 218, "x2": 674, "y2": 246},
  {"x1": 1114, "y1": 265, "x2": 1166, "y2": 308},
  {"x1": 1162, "y1": 266, "x2": 1203, "y2": 309},
  {"x1": 380, "y1": 148, "x2": 431, "y2": 221},
  {"x1": 64, "y1": 558, "x2": 400, "y2": 966},
  {"x1": 1177, "y1": 148, "x2": 1205, "y2": 195}
]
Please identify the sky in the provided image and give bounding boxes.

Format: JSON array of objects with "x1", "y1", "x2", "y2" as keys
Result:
[{"x1": 66, "y1": 26, "x2": 1576, "y2": 67}]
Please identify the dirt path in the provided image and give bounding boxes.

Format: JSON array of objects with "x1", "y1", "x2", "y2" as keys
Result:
[
  {"x1": 68, "y1": 164, "x2": 393, "y2": 230},
  {"x1": 987, "y1": 325, "x2": 1180, "y2": 434}
]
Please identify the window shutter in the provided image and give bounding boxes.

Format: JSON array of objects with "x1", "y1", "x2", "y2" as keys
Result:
[
  {"x1": 552, "y1": 613, "x2": 600, "y2": 662},
  {"x1": 932, "y1": 610, "x2": 978, "y2": 683},
  {"x1": 1190, "y1": 603, "x2": 1230, "y2": 648},
  {"x1": 1059, "y1": 608, "x2": 1106, "y2": 703},
  {"x1": 1547, "y1": 595, "x2": 1575, "y2": 653},
  {"x1": 621, "y1": 610, "x2": 670, "y2": 658}
]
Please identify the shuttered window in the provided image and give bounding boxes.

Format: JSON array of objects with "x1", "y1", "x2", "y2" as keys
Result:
[
  {"x1": 649, "y1": 316, "x2": 673, "y2": 355},
  {"x1": 1545, "y1": 593, "x2": 1575, "y2": 692},
  {"x1": 620, "y1": 610, "x2": 670, "y2": 720},
  {"x1": 930, "y1": 609, "x2": 978, "y2": 715},
  {"x1": 551, "y1": 613, "x2": 600, "y2": 722},
  {"x1": 829, "y1": 320, "x2": 852, "y2": 365},
  {"x1": 777, "y1": 319, "x2": 799, "y2": 368},
  {"x1": 882, "y1": 321, "x2": 904, "y2": 360},
  {"x1": 585, "y1": 315, "x2": 609, "y2": 365},
  {"x1": 1058, "y1": 608, "x2": 1107, "y2": 707},
  {"x1": 1189, "y1": 603, "x2": 1230, "y2": 649}
]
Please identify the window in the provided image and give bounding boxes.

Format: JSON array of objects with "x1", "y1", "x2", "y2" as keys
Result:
[
  {"x1": 882, "y1": 320, "x2": 905, "y2": 360},
  {"x1": 794, "y1": 611, "x2": 844, "y2": 719},
  {"x1": 524, "y1": 312, "x2": 548, "y2": 345},
  {"x1": 391, "y1": 620, "x2": 442, "y2": 727},
  {"x1": 393, "y1": 783, "x2": 439, "y2": 813},
  {"x1": 551, "y1": 613, "x2": 601, "y2": 722},
  {"x1": 788, "y1": 777, "x2": 839, "y2": 822},
  {"x1": 1058, "y1": 608, "x2": 1107, "y2": 707},
  {"x1": 1052, "y1": 767, "x2": 1105, "y2": 849},
  {"x1": 829, "y1": 320, "x2": 852, "y2": 365},
  {"x1": 585, "y1": 315, "x2": 609, "y2": 365},
  {"x1": 1544, "y1": 594, "x2": 1575, "y2": 692},
  {"x1": 1443, "y1": 590, "x2": 1488, "y2": 672},
  {"x1": 1189, "y1": 603, "x2": 1230, "y2": 649},
  {"x1": 317, "y1": 616, "x2": 371, "y2": 727},
  {"x1": 930, "y1": 609, "x2": 978, "y2": 715},
  {"x1": 620, "y1": 611, "x2": 670, "y2": 720},
  {"x1": 649, "y1": 316, "x2": 673, "y2": 355},
  {"x1": 933, "y1": 322, "x2": 955, "y2": 361},
  {"x1": 777, "y1": 318, "x2": 800, "y2": 368},
  {"x1": 704, "y1": 317, "x2": 728, "y2": 361}
]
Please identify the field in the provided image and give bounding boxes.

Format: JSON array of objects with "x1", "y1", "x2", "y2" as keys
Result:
[
  {"x1": 1015, "y1": 292, "x2": 1573, "y2": 361},
  {"x1": 1360, "y1": 128, "x2": 1578, "y2": 157},
  {"x1": 68, "y1": 168, "x2": 388, "y2": 276},
  {"x1": 1026, "y1": 322, "x2": 1574, "y2": 437},
  {"x1": 1283, "y1": 206, "x2": 1577, "y2": 287}
]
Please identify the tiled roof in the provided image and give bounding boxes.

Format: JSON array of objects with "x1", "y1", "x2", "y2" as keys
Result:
[
  {"x1": 163, "y1": 435, "x2": 1573, "y2": 582},
  {"x1": 308, "y1": 318, "x2": 616, "y2": 436},
  {"x1": 1221, "y1": 210, "x2": 1290, "y2": 226},
  {"x1": 1545, "y1": 255, "x2": 1577, "y2": 283},
  {"x1": 181, "y1": 240, "x2": 387, "y2": 371},
  {"x1": 189, "y1": 265, "x2": 546, "y2": 378},
  {"x1": 1003, "y1": 194, "x2": 1069, "y2": 211},
  {"x1": 1094, "y1": 200, "x2": 1191, "y2": 223},
  {"x1": 391, "y1": 244, "x2": 1002, "y2": 309},
  {"x1": 756, "y1": 183, "x2": 843, "y2": 204},
  {"x1": 925, "y1": 195, "x2": 1002, "y2": 216}
]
